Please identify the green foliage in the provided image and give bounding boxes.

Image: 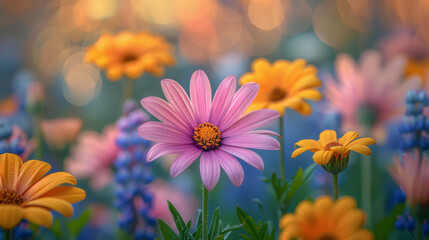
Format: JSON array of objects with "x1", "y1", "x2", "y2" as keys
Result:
[
  {"x1": 236, "y1": 206, "x2": 275, "y2": 240},
  {"x1": 262, "y1": 163, "x2": 316, "y2": 214},
  {"x1": 374, "y1": 203, "x2": 406, "y2": 240},
  {"x1": 49, "y1": 209, "x2": 92, "y2": 240},
  {"x1": 68, "y1": 209, "x2": 92, "y2": 238},
  {"x1": 157, "y1": 201, "x2": 242, "y2": 240}
]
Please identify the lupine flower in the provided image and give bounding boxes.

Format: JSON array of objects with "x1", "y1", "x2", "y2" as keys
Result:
[
  {"x1": 85, "y1": 31, "x2": 175, "y2": 81},
  {"x1": 65, "y1": 125, "x2": 119, "y2": 190},
  {"x1": 138, "y1": 70, "x2": 280, "y2": 190},
  {"x1": 325, "y1": 50, "x2": 419, "y2": 141},
  {"x1": 41, "y1": 118, "x2": 82, "y2": 150},
  {"x1": 390, "y1": 153, "x2": 429, "y2": 207},
  {"x1": 0, "y1": 153, "x2": 85, "y2": 229},
  {"x1": 239, "y1": 58, "x2": 322, "y2": 116},
  {"x1": 0, "y1": 118, "x2": 35, "y2": 162},
  {"x1": 279, "y1": 196, "x2": 373, "y2": 240},
  {"x1": 291, "y1": 130, "x2": 375, "y2": 173}
]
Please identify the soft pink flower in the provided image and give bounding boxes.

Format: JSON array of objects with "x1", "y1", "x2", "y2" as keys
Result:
[
  {"x1": 138, "y1": 70, "x2": 280, "y2": 190},
  {"x1": 325, "y1": 50, "x2": 419, "y2": 142},
  {"x1": 41, "y1": 118, "x2": 82, "y2": 149},
  {"x1": 27, "y1": 81, "x2": 45, "y2": 105},
  {"x1": 390, "y1": 153, "x2": 429, "y2": 207},
  {"x1": 11, "y1": 126, "x2": 36, "y2": 162},
  {"x1": 65, "y1": 125, "x2": 119, "y2": 190}
]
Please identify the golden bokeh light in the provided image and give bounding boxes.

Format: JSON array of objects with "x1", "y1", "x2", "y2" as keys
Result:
[{"x1": 248, "y1": 0, "x2": 285, "y2": 31}]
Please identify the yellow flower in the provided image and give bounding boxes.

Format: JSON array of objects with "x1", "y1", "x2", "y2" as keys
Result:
[
  {"x1": 0, "y1": 153, "x2": 85, "y2": 229},
  {"x1": 239, "y1": 58, "x2": 322, "y2": 116},
  {"x1": 291, "y1": 130, "x2": 375, "y2": 173},
  {"x1": 279, "y1": 195, "x2": 374, "y2": 240},
  {"x1": 86, "y1": 31, "x2": 175, "y2": 81}
]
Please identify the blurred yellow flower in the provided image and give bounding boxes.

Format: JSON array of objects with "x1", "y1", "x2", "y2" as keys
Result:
[
  {"x1": 0, "y1": 153, "x2": 85, "y2": 229},
  {"x1": 292, "y1": 130, "x2": 375, "y2": 173},
  {"x1": 86, "y1": 31, "x2": 176, "y2": 81},
  {"x1": 279, "y1": 196, "x2": 373, "y2": 240},
  {"x1": 239, "y1": 58, "x2": 322, "y2": 116}
]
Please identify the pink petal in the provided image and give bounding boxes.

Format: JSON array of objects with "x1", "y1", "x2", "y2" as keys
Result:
[
  {"x1": 161, "y1": 79, "x2": 197, "y2": 129},
  {"x1": 220, "y1": 146, "x2": 264, "y2": 170},
  {"x1": 170, "y1": 148, "x2": 202, "y2": 178},
  {"x1": 138, "y1": 122, "x2": 192, "y2": 144},
  {"x1": 209, "y1": 75, "x2": 236, "y2": 126},
  {"x1": 90, "y1": 170, "x2": 113, "y2": 190},
  {"x1": 147, "y1": 143, "x2": 193, "y2": 162},
  {"x1": 222, "y1": 109, "x2": 279, "y2": 137},
  {"x1": 219, "y1": 82, "x2": 259, "y2": 130},
  {"x1": 190, "y1": 70, "x2": 212, "y2": 123},
  {"x1": 247, "y1": 130, "x2": 280, "y2": 137},
  {"x1": 223, "y1": 134, "x2": 280, "y2": 150},
  {"x1": 200, "y1": 151, "x2": 220, "y2": 191},
  {"x1": 140, "y1": 97, "x2": 192, "y2": 133},
  {"x1": 216, "y1": 150, "x2": 244, "y2": 187}
]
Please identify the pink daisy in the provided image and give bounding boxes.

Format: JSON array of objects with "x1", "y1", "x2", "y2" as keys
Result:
[
  {"x1": 138, "y1": 70, "x2": 280, "y2": 190},
  {"x1": 325, "y1": 50, "x2": 420, "y2": 141}
]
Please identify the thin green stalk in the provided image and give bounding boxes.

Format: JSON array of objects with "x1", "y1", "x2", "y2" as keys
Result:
[
  {"x1": 123, "y1": 78, "x2": 136, "y2": 102},
  {"x1": 34, "y1": 117, "x2": 43, "y2": 160},
  {"x1": 4, "y1": 229, "x2": 11, "y2": 240},
  {"x1": 202, "y1": 184, "x2": 208, "y2": 240},
  {"x1": 361, "y1": 155, "x2": 371, "y2": 226},
  {"x1": 279, "y1": 117, "x2": 286, "y2": 180},
  {"x1": 417, "y1": 218, "x2": 423, "y2": 240},
  {"x1": 332, "y1": 173, "x2": 339, "y2": 200}
]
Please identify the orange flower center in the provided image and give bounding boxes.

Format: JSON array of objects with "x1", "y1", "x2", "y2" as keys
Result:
[
  {"x1": 269, "y1": 87, "x2": 287, "y2": 102},
  {"x1": 121, "y1": 53, "x2": 139, "y2": 63},
  {"x1": 324, "y1": 141, "x2": 343, "y2": 151},
  {"x1": 193, "y1": 122, "x2": 221, "y2": 151},
  {"x1": 318, "y1": 233, "x2": 338, "y2": 240},
  {"x1": 0, "y1": 190, "x2": 24, "y2": 205}
]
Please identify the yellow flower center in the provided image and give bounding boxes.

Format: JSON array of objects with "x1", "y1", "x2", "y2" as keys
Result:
[
  {"x1": 121, "y1": 53, "x2": 139, "y2": 63},
  {"x1": 0, "y1": 190, "x2": 24, "y2": 205},
  {"x1": 269, "y1": 87, "x2": 287, "y2": 102},
  {"x1": 324, "y1": 141, "x2": 343, "y2": 151},
  {"x1": 193, "y1": 122, "x2": 221, "y2": 151},
  {"x1": 318, "y1": 233, "x2": 337, "y2": 240}
]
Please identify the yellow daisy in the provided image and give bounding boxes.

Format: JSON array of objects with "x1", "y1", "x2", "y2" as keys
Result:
[
  {"x1": 291, "y1": 130, "x2": 375, "y2": 173},
  {"x1": 0, "y1": 153, "x2": 85, "y2": 229},
  {"x1": 279, "y1": 195, "x2": 374, "y2": 240},
  {"x1": 86, "y1": 31, "x2": 175, "y2": 81},
  {"x1": 239, "y1": 58, "x2": 322, "y2": 116}
]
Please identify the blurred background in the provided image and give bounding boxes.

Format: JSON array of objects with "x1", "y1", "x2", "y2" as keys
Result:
[{"x1": 0, "y1": 0, "x2": 428, "y2": 239}]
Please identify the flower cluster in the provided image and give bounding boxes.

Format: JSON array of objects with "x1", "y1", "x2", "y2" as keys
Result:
[
  {"x1": 0, "y1": 118, "x2": 25, "y2": 156},
  {"x1": 115, "y1": 101, "x2": 156, "y2": 240}
]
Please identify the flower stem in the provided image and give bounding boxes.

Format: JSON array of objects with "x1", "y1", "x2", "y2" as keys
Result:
[
  {"x1": 417, "y1": 218, "x2": 423, "y2": 240},
  {"x1": 361, "y1": 156, "x2": 371, "y2": 226},
  {"x1": 279, "y1": 117, "x2": 286, "y2": 180},
  {"x1": 123, "y1": 78, "x2": 136, "y2": 103},
  {"x1": 332, "y1": 173, "x2": 339, "y2": 200},
  {"x1": 202, "y1": 184, "x2": 208, "y2": 240},
  {"x1": 4, "y1": 229, "x2": 11, "y2": 240},
  {"x1": 34, "y1": 116, "x2": 43, "y2": 160}
]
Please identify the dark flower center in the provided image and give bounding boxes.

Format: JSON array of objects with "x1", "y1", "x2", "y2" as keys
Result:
[
  {"x1": 269, "y1": 87, "x2": 287, "y2": 102},
  {"x1": 318, "y1": 233, "x2": 338, "y2": 240},
  {"x1": 121, "y1": 53, "x2": 139, "y2": 63},
  {"x1": 193, "y1": 122, "x2": 221, "y2": 151},
  {"x1": 0, "y1": 190, "x2": 24, "y2": 205}
]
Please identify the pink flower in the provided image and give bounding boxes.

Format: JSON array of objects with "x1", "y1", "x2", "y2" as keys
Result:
[
  {"x1": 41, "y1": 118, "x2": 82, "y2": 149},
  {"x1": 325, "y1": 50, "x2": 420, "y2": 142},
  {"x1": 11, "y1": 126, "x2": 36, "y2": 162},
  {"x1": 390, "y1": 153, "x2": 429, "y2": 207},
  {"x1": 138, "y1": 70, "x2": 280, "y2": 190},
  {"x1": 65, "y1": 125, "x2": 119, "y2": 190}
]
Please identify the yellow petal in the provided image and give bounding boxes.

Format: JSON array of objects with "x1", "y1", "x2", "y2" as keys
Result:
[
  {"x1": 23, "y1": 172, "x2": 77, "y2": 201},
  {"x1": 346, "y1": 138, "x2": 376, "y2": 148},
  {"x1": 319, "y1": 130, "x2": 337, "y2": 146},
  {"x1": 279, "y1": 214, "x2": 296, "y2": 229},
  {"x1": 331, "y1": 196, "x2": 357, "y2": 223},
  {"x1": 106, "y1": 65, "x2": 123, "y2": 81},
  {"x1": 336, "y1": 209, "x2": 366, "y2": 236},
  {"x1": 295, "y1": 102, "x2": 312, "y2": 116},
  {"x1": 23, "y1": 207, "x2": 53, "y2": 228},
  {"x1": 291, "y1": 147, "x2": 310, "y2": 158},
  {"x1": 16, "y1": 160, "x2": 51, "y2": 194},
  {"x1": 345, "y1": 230, "x2": 374, "y2": 240},
  {"x1": 295, "y1": 139, "x2": 322, "y2": 149},
  {"x1": 0, "y1": 153, "x2": 23, "y2": 190},
  {"x1": 313, "y1": 150, "x2": 333, "y2": 165},
  {"x1": 293, "y1": 89, "x2": 322, "y2": 101},
  {"x1": 23, "y1": 197, "x2": 74, "y2": 217},
  {"x1": 347, "y1": 145, "x2": 372, "y2": 156},
  {"x1": 338, "y1": 131, "x2": 359, "y2": 146},
  {"x1": 314, "y1": 196, "x2": 334, "y2": 219},
  {"x1": 0, "y1": 205, "x2": 24, "y2": 229},
  {"x1": 40, "y1": 186, "x2": 86, "y2": 203}
]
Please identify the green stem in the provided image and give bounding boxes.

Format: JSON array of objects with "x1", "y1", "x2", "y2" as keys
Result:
[
  {"x1": 332, "y1": 173, "x2": 339, "y2": 200},
  {"x1": 4, "y1": 228, "x2": 11, "y2": 240},
  {"x1": 123, "y1": 78, "x2": 136, "y2": 103},
  {"x1": 279, "y1": 117, "x2": 286, "y2": 180},
  {"x1": 417, "y1": 218, "x2": 423, "y2": 240},
  {"x1": 202, "y1": 184, "x2": 208, "y2": 240},
  {"x1": 361, "y1": 156, "x2": 371, "y2": 226},
  {"x1": 34, "y1": 116, "x2": 43, "y2": 160}
]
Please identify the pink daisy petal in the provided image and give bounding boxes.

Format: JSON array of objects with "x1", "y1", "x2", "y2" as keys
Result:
[
  {"x1": 223, "y1": 134, "x2": 280, "y2": 150},
  {"x1": 220, "y1": 146, "x2": 264, "y2": 170},
  {"x1": 190, "y1": 70, "x2": 212, "y2": 123},
  {"x1": 247, "y1": 130, "x2": 280, "y2": 137},
  {"x1": 218, "y1": 82, "x2": 259, "y2": 130},
  {"x1": 216, "y1": 150, "x2": 244, "y2": 187},
  {"x1": 170, "y1": 148, "x2": 202, "y2": 178},
  {"x1": 140, "y1": 97, "x2": 191, "y2": 133},
  {"x1": 161, "y1": 79, "x2": 197, "y2": 129},
  {"x1": 223, "y1": 109, "x2": 279, "y2": 137},
  {"x1": 147, "y1": 143, "x2": 193, "y2": 162},
  {"x1": 138, "y1": 122, "x2": 193, "y2": 144},
  {"x1": 209, "y1": 75, "x2": 236, "y2": 126},
  {"x1": 200, "y1": 151, "x2": 220, "y2": 191}
]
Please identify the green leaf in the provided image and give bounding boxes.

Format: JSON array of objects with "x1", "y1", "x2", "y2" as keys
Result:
[
  {"x1": 167, "y1": 201, "x2": 188, "y2": 238},
  {"x1": 51, "y1": 218, "x2": 62, "y2": 239},
  {"x1": 208, "y1": 208, "x2": 220, "y2": 240},
  {"x1": 158, "y1": 219, "x2": 180, "y2": 240},
  {"x1": 236, "y1": 206, "x2": 260, "y2": 239},
  {"x1": 302, "y1": 163, "x2": 317, "y2": 182},
  {"x1": 252, "y1": 198, "x2": 266, "y2": 217},
  {"x1": 220, "y1": 224, "x2": 243, "y2": 234},
  {"x1": 374, "y1": 203, "x2": 406, "y2": 240},
  {"x1": 68, "y1": 208, "x2": 92, "y2": 237}
]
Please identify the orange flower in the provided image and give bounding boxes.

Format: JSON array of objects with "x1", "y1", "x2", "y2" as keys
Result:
[
  {"x1": 0, "y1": 153, "x2": 85, "y2": 229},
  {"x1": 86, "y1": 31, "x2": 175, "y2": 81}
]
